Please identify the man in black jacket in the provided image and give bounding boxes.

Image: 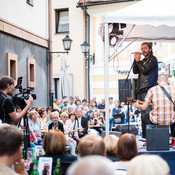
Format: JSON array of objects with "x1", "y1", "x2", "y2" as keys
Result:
[
  {"x1": 133, "y1": 43, "x2": 158, "y2": 139},
  {"x1": 0, "y1": 76, "x2": 33, "y2": 124},
  {"x1": 133, "y1": 42, "x2": 158, "y2": 101},
  {"x1": 75, "y1": 108, "x2": 88, "y2": 138}
]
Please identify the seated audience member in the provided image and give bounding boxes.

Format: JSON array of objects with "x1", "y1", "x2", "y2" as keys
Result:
[
  {"x1": 66, "y1": 113, "x2": 80, "y2": 144},
  {"x1": 104, "y1": 135, "x2": 119, "y2": 162},
  {"x1": 78, "y1": 134, "x2": 106, "y2": 157},
  {"x1": 75, "y1": 108, "x2": 88, "y2": 138},
  {"x1": 113, "y1": 133, "x2": 138, "y2": 175},
  {"x1": 46, "y1": 106, "x2": 52, "y2": 123},
  {"x1": 68, "y1": 107, "x2": 74, "y2": 114},
  {"x1": 39, "y1": 108, "x2": 47, "y2": 130},
  {"x1": 35, "y1": 107, "x2": 42, "y2": 115},
  {"x1": 127, "y1": 155, "x2": 170, "y2": 175},
  {"x1": 48, "y1": 112, "x2": 64, "y2": 132},
  {"x1": 76, "y1": 99, "x2": 82, "y2": 109},
  {"x1": 0, "y1": 124, "x2": 28, "y2": 175},
  {"x1": 67, "y1": 156, "x2": 115, "y2": 175},
  {"x1": 60, "y1": 112, "x2": 77, "y2": 156},
  {"x1": 40, "y1": 130, "x2": 77, "y2": 175},
  {"x1": 28, "y1": 110, "x2": 43, "y2": 147}
]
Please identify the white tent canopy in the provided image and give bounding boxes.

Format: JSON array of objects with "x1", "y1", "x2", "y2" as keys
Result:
[
  {"x1": 103, "y1": 0, "x2": 175, "y2": 136},
  {"x1": 104, "y1": 0, "x2": 175, "y2": 41}
]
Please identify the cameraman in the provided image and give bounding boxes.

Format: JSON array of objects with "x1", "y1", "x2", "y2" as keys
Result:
[{"x1": 0, "y1": 76, "x2": 33, "y2": 124}]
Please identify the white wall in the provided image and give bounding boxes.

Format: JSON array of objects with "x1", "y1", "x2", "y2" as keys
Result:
[{"x1": 0, "y1": 0, "x2": 48, "y2": 38}]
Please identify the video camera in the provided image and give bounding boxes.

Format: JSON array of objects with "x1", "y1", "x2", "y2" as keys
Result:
[{"x1": 12, "y1": 77, "x2": 36, "y2": 108}]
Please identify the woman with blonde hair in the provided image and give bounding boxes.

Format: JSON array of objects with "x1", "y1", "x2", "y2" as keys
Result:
[
  {"x1": 48, "y1": 112, "x2": 64, "y2": 132},
  {"x1": 104, "y1": 135, "x2": 119, "y2": 162},
  {"x1": 28, "y1": 110, "x2": 43, "y2": 147},
  {"x1": 60, "y1": 112, "x2": 77, "y2": 156},
  {"x1": 127, "y1": 154, "x2": 170, "y2": 175}
]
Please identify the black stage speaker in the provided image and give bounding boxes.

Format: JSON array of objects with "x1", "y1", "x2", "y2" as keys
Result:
[
  {"x1": 101, "y1": 131, "x2": 122, "y2": 138},
  {"x1": 115, "y1": 124, "x2": 138, "y2": 135},
  {"x1": 146, "y1": 125, "x2": 169, "y2": 151}
]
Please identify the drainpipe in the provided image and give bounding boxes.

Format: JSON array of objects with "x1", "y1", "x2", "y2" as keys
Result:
[
  {"x1": 83, "y1": 5, "x2": 91, "y2": 102},
  {"x1": 48, "y1": 0, "x2": 54, "y2": 108}
]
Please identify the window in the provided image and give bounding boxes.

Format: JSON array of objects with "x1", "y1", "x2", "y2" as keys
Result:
[
  {"x1": 26, "y1": 0, "x2": 33, "y2": 6},
  {"x1": 27, "y1": 58, "x2": 36, "y2": 88},
  {"x1": 6, "y1": 53, "x2": 18, "y2": 82},
  {"x1": 56, "y1": 9, "x2": 69, "y2": 33}
]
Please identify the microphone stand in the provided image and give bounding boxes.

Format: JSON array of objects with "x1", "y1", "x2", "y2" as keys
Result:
[{"x1": 119, "y1": 55, "x2": 135, "y2": 133}]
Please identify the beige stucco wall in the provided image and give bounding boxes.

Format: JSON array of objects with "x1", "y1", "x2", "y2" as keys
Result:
[
  {"x1": 0, "y1": 0, "x2": 48, "y2": 39},
  {"x1": 52, "y1": 0, "x2": 86, "y2": 99}
]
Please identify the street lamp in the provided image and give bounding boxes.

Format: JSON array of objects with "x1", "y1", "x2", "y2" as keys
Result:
[
  {"x1": 80, "y1": 41, "x2": 95, "y2": 101},
  {"x1": 48, "y1": 35, "x2": 72, "y2": 57},
  {"x1": 48, "y1": 35, "x2": 72, "y2": 108}
]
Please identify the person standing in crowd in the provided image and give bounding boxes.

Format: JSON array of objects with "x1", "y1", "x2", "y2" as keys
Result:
[
  {"x1": 97, "y1": 98, "x2": 105, "y2": 116},
  {"x1": 69, "y1": 96, "x2": 76, "y2": 111},
  {"x1": 112, "y1": 100, "x2": 125, "y2": 125},
  {"x1": 135, "y1": 74, "x2": 175, "y2": 143},
  {"x1": 0, "y1": 124, "x2": 28, "y2": 175},
  {"x1": 0, "y1": 76, "x2": 33, "y2": 124},
  {"x1": 92, "y1": 101, "x2": 98, "y2": 111},
  {"x1": 74, "y1": 95, "x2": 80, "y2": 105},
  {"x1": 109, "y1": 97, "x2": 115, "y2": 131},
  {"x1": 75, "y1": 108, "x2": 88, "y2": 138},
  {"x1": 61, "y1": 99, "x2": 70, "y2": 111}
]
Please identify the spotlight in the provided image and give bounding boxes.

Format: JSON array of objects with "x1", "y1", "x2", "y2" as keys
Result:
[{"x1": 109, "y1": 34, "x2": 118, "y2": 46}]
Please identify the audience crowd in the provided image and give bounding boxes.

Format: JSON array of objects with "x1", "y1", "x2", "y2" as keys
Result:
[{"x1": 0, "y1": 95, "x2": 171, "y2": 175}]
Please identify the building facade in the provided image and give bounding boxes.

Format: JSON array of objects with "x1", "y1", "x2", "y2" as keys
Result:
[{"x1": 0, "y1": 0, "x2": 49, "y2": 107}]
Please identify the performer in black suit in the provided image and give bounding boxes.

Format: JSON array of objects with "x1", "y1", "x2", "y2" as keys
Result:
[{"x1": 75, "y1": 108, "x2": 88, "y2": 138}]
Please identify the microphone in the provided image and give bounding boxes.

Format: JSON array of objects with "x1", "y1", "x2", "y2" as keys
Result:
[{"x1": 131, "y1": 52, "x2": 144, "y2": 55}]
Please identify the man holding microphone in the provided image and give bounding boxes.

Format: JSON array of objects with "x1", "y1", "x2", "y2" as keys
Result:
[{"x1": 133, "y1": 42, "x2": 158, "y2": 139}]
